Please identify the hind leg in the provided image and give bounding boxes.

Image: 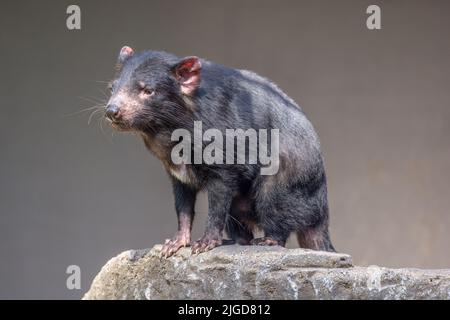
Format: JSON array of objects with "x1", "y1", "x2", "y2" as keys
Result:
[
  {"x1": 225, "y1": 217, "x2": 254, "y2": 245},
  {"x1": 297, "y1": 225, "x2": 335, "y2": 252},
  {"x1": 251, "y1": 223, "x2": 291, "y2": 247},
  {"x1": 253, "y1": 192, "x2": 305, "y2": 247},
  {"x1": 251, "y1": 191, "x2": 291, "y2": 246},
  {"x1": 254, "y1": 178, "x2": 332, "y2": 250},
  {"x1": 225, "y1": 194, "x2": 255, "y2": 245}
]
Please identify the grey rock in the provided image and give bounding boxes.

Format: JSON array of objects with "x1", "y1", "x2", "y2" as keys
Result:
[{"x1": 83, "y1": 245, "x2": 450, "y2": 300}]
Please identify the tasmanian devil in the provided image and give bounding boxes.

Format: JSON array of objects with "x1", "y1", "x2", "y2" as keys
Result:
[{"x1": 104, "y1": 46, "x2": 335, "y2": 257}]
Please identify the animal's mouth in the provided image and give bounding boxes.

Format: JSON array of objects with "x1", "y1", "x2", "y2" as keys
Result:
[{"x1": 107, "y1": 118, "x2": 131, "y2": 131}]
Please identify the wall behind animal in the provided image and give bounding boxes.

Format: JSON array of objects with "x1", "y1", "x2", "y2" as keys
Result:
[{"x1": 1, "y1": 0, "x2": 449, "y2": 299}]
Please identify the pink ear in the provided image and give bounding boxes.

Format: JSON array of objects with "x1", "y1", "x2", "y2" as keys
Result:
[
  {"x1": 173, "y1": 57, "x2": 201, "y2": 96},
  {"x1": 118, "y1": 46, "x2": 134, "y2": 63}
]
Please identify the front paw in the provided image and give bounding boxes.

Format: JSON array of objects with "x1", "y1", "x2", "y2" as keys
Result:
[
  {"x1": 161, "y1": 232, "x2": 190, "y2": 258},
  {"x1": 191, "y1": 235, "x2": 222, "y2": 254}
]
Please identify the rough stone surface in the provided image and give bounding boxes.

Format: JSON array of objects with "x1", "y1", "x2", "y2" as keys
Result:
[{"x1": 83, "y1": 245, "x2": 450, "y2": 300}]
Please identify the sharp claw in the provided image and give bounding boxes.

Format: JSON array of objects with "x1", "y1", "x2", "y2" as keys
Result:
[
  {"x1": 161, "y1": 233, "x2": 192, "y2": 258},
  {"x1": 190, "y1": 237, "x2": 221, "y2": 254}
]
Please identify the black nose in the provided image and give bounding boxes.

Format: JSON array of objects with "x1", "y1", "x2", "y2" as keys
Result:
[{"x1": 105, "y1": 104, "x2": 121, "y2": 121}]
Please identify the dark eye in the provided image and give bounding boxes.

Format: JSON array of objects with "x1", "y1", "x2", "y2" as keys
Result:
[
  {"x1": 137, "y1": 81, "x2": 154, "y2": 96},
  {"x1": 142, "y1": 88, "x2": 154, "y2": 95},
  {"x1": 140, "y1": 87, "x2": 155, "y2": 97}
]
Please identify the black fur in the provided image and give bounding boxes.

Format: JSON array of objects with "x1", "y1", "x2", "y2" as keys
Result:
[{"x1": 106, "y1": 48, "x2": 335, "y2": 255}]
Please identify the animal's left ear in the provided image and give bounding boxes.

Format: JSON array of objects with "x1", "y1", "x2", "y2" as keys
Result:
[{"x1": 171, "y1": 56, "x2": 201, "y2": 96}]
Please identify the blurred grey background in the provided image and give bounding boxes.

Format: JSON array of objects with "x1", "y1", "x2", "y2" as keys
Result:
[{"x1": 1, "y1": 0, "x2": 449, "y2": 299}]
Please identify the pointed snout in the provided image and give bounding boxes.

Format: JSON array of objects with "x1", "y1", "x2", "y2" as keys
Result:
[{"x1": 105, "y1": 104, "x2": 121, "y2": 121}]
